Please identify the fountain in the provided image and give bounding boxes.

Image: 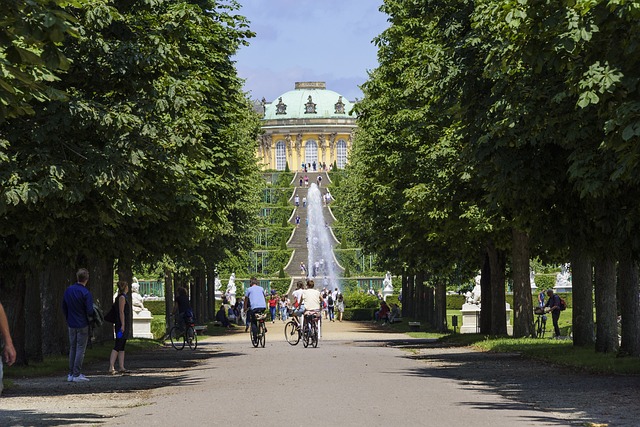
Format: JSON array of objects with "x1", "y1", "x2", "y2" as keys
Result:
[{"x1": 306, "y1": 183, "x2": 340, "y2": 292}]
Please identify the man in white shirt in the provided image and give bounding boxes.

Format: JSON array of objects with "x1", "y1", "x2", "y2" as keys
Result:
[{"x1": 302, "y1": 280, "x2": 323, "y2": 313}]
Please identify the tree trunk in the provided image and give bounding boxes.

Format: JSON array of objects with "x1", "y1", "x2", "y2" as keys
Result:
[
  {"x1": 164, "y1": 268, "x2": 174, "y2": 333},
  {"x1": 0, "y1": 272, "x2": 26, "y2": 365},
  {"x1": 407, "y1": 273, "x2": 415, "y2": 319},
  {"x1": 24, "y1": 270, "x2": 43, "y2": 363},
  {"x1": 415, "y1": 271, "x2": 425, "y2": 322},
  {"x1": 487, "y1": 240, "x2": 507, "y2": 335},
  {"x1": 88, "y1": 256, "x2": 115, "y2": 344},
  {"x1": 511, "y1": 228, "x2": 533, "y2": 337},
  {"x1": 480, "y1": 252, "x2": 492, "y2": 334},
  {"x1": 570, "y1": 246, "x2": 594, "y2": 347},
  {"x1": 41, "y1": 264, "x2": 73, "y2": 356},
  {"x1": 434, "y1": 280, "x2": 447, "y2": 332},
  {"x1": 594, "y1": 256, "x2": 618, "y2": 353},
  {"x1": 618, "y1": 254, "x2": 640, "y2": 356},
  {"x1": 206, "y1": 264, "x2": 215, "y2": 321},
  {"x1": 400, "y1": 273, "x2": 407, "y2": 318}
]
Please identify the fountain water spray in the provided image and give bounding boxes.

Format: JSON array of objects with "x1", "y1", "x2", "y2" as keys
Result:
[{"x1": 306, "y1": 183, "x2": 340, "y2": 292}]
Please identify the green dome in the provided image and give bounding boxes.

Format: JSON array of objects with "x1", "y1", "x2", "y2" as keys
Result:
[{"x1": 263, "y1": 82, "x2": 354, "y2": 120}]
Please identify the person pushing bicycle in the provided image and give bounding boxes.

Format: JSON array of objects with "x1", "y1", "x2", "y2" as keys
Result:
[{"x1": 244, "y1": 277, "x2": 267, "y2": 335}]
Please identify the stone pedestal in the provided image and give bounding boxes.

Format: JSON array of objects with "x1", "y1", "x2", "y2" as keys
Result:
[
  {"x1": 215, "y1": 290, "x2": 223, "y2": 301},
  {"x1": 132, "y1": 309, "x2": 154, "y2": 339},
  {"x1": 381, "y1": 286, "x2": 393, "y2": 301},
  {"x1": 460, "y1": 304, "x2": 481, "y2": 334},
  {"x1": 461, "y1": 303, "x2": 513, "y2": 335}
]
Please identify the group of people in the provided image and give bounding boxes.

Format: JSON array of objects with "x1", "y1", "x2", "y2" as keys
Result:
[
  {"x1": 374, "y1": 300, "x2": 401, "y2": 324},
  {"x1": 59, "y1": 268, "x2": 197, "y2": 383},
  {"x1": 301, "y1": 161, "x2": 330, "y2": 173}
]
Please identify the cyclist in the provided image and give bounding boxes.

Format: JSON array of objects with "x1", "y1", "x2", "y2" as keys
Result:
[
  {"x1": 301, "y1": 280, "x2": 324, "y2": 323},
  {"x1": 244, "y1": 277, "x2": 267, "y2": 335},
  {"x1": 173, "y1": 287, "x2": 193, "y2": 331}
]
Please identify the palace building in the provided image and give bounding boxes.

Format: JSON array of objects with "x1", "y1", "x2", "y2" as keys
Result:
[{"x1": 257, "y1": 82, "x2": 357, "y2": 170}]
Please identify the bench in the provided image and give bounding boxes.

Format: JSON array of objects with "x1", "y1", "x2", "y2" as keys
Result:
[
  {"x1": 194, "y1": 325, "x2": 208, "y2": 333},
  {"x1": 408, "y1": 321, "x2": 421, "y2": 332}
]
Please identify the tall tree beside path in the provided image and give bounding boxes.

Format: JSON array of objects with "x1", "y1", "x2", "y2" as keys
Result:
[{"x1": 0, "y1": 0, "x2": 260, "y2": 364}]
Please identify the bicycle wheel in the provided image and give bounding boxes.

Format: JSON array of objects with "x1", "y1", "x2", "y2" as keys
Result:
[
  {"x1": 540, "y1": 317, "x2": 546, "y2": 338},
  {"x1": 170, "y1": 326, "x2": 185, "y2": 350},
  {"x1": 302, "y1": 324, "x2": 310, "y2": 348},
  {"x1": 187, "y1": 326, "x2": 198, "y2": 350},
  {"x1": 284, "y1": 321, "x2": 300, "y2": 346},
  {"x1": 250, "y1": 323, "x2": 259, "y2": 348},
  {"x1": 259, "y1": 323, "x2": 266, "y2": 348},
  {"x1": 312, "y1": 322, "x2": 318, "y2": 348}
]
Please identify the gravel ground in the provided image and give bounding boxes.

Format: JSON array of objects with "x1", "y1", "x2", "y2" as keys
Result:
[{"x1": 1, "y1": 321, "x2": 638, "y2": 426}]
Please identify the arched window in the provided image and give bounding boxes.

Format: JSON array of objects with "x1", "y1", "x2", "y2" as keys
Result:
[
  {"x1": 275, "y1": 140, "x2": 286, "y2": 170},
  {"x1": 305, "y1": 140, "x2": 318, "y2": 165},
  {"x1": 337, "y1": 139, "x2": 347, "y2": 169}
]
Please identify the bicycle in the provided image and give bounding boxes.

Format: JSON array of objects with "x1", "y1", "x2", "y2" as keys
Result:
[
  {"x1": 284, "y1": 309, "x2": 301, "y2": 346},
  {"x1": 532, "y1": 307, "x2": 547, "y2": 338},
  {"x1": 169, "y1": 314, "x2": 198, "y2": 350},
  {"x1": 302, "y1": 311, "x2": 320, "y2": 348},
  {"x1": 249, "y1": 310, "x2": 267, "y2": 348}
]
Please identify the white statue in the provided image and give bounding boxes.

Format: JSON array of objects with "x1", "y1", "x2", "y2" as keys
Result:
[
  {"x1": 215, "y1": 274, "x2": 222, "y2": 292},
  {"x1": 530, "y1": 269, "x2": 536, "y2": 289},
  {"x1": 226, "y1": 273, "x2": 237, "y2": 306},
  {"x1": 465, "y1": 274, "x2": 482, "y2": 306},
  {"x1": 383, "y1": 271, "x2": 393, "y2": 291},
  {"x1": 381, "y1": 271, "x2": 394, "y2": 301},
  {"x1": 131, "y1": 277, "x2": 145, "y2": 315},
  {"x1": 555, "y1": 263, "x2": 572, "y2": 290}
]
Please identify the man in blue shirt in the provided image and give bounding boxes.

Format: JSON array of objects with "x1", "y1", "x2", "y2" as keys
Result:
[
  {"x1": 62, "y1": 268, "x2": 94, "y2": 382},
  {"x1": 243, "y1": 277, "x2": 266, "y2": 335}
]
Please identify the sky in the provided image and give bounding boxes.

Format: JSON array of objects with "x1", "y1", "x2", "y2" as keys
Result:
[{"x1": 232, "y1": 0, "x2": 390, "y2": 102}]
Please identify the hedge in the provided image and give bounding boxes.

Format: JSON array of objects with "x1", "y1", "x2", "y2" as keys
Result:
[
  {"x1": 343, "y1": 308, "x2": 375, "y2": 321},
  {"x1": 143, "y1": 300, "x2": 166, "y2": 316},
  {"x1": 444, "y1": 293, "x2": 572, "y2": 310}
]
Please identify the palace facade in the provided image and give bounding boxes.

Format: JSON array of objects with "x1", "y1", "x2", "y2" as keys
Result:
[{"x1": 257, "y1": 82, "x2": 357, "y2": 170}]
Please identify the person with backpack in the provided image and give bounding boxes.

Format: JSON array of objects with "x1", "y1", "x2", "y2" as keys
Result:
[
  {"x1": 327, "y1": 292, "x2": 335, "y2": 322},
  {"x1": 545, "y1": 289, "x2": 562, "y2": 338}
]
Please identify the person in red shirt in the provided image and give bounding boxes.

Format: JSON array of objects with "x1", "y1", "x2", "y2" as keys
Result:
[{"x1": 268, "y1": 292, "x2": 278, "y2": 323}]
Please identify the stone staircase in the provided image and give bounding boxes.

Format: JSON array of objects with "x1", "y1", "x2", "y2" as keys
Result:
[{"x1": 283, "y1": 171, "x2": 343, "y2": 282}]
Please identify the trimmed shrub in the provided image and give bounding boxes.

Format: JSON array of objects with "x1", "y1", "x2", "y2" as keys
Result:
[
  {"x1": 343, "y1": 308, "x2": 375, "y2": 321},
  {"x1": 144, "y1": 300, "x2": 166, "y2": 316}
]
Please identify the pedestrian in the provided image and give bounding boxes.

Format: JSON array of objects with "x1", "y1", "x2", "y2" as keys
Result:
[
  {"x1": 295, "y1": 215, "x2": 300, "y2": 228},
  {"x1": 280, "y1": 296, "x2": 289, "y2": 322},
  {"x1": 304, "y1": 175, "x2": 309, "y2": 187},
  {"x1": 327, "y1": 292, "x2": 335, "y2": 321},
  {"x1": 300, "y1": 262, "x2": 307, "y2": 276},
  {"x1": 336, "y1": 294, "x2": 345, "y2": 322},
  {"x1": 294, "y1": 194, "x2": 299, "y2": 207},
  {"x1": 269, "y1": 292, "x2": 278, "y2": 323},
  {"x1": 302, "y1": 196, "x2": 307, "y2": 207},
  {"x1": 299, "y1": 176, "x2": 303, "y2": 186},
  {"x1": 109, "y1": 280, "x2": 130, "y2": 375},
  {"x1": 62, "y1": 268, "x2": 94, "y2": 382},
  {"x1": 0, "y1": 301, "x2": 16, "y2": 395},
  {"x1": 317, "y1": 175, "x2": 322, "y2": 187},
  {"x1": 545, "y1": 289, "x2": 562, "y2": 338},
  {"x1": 312, "y1": 160, "x2": 316, "y2": 171},
  {"x1": 538, "y1": 289, "x2": 546, "y2": 307}
]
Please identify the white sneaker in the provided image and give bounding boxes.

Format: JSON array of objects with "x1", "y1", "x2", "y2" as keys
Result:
[
  {"x1": 72, "y1": 374, "x2": 90, "y2": 382},
  {"x1": 67, "y1": 374, "x2": 73, "y2": 382}
]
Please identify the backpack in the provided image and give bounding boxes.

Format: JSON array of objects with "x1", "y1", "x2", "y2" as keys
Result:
[
  {"x1": 328, "y1": 295, "x2": 334, "y2": 306},
  {"x1": 89, "y1": 302, "x2": 105, "y2": 327},
  {"x1": 559, "y1": 297, "x2": 567, "y2": 311}
]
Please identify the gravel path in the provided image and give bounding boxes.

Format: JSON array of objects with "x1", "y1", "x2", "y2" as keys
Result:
[{"x1": 1, "y1": 320, "x2": 638, "y2": 426}]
